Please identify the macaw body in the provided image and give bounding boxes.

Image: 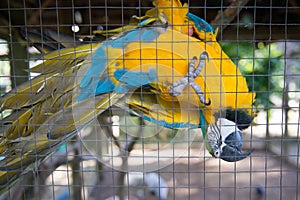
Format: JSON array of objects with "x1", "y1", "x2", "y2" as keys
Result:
[{"x1": 0, "y1": 0, "x2": 255, "y2": 190}]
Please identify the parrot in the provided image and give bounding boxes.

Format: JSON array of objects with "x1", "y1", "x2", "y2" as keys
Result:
[{"x1": 0, "y1": 0, "x2": 255, "y2": 191}]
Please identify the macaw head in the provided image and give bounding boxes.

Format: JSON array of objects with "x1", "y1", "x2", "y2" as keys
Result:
[{"x1": 203, "y1": 109, "x2": 254, "y2": 162}]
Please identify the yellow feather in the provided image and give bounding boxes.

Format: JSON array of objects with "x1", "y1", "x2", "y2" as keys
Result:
[
  {"x1": 29, "y1": 43, "x2": 99, "y2": 74},
  {"x1": 153, "y1": 0, "x2": 188, "y2": 32}
]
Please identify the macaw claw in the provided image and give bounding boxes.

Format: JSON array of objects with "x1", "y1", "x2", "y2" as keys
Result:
[{"x1": 169, "y1": 51, "x2": 211, "y2": 105}]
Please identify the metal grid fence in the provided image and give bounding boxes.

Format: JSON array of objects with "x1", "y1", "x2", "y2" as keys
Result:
[{"x1": 0, "y1": 0, "x2": 299, "y2": 200}]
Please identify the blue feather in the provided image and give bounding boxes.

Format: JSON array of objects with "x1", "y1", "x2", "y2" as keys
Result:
[
  {"x1": 141, "y1": 29, "x2": 160, "y2": 42},
  {"x1": 95, "y1": 78, "x2": 115, "y2": 95},
  {"x1": 111, "y1": 30, "x2": 142, "y2": 48},
  {"x1": 114, "y1": 68, "x2": 157, "y2": 86},
  {"x1": 187, "y1": 12, "x2": 214, "y2": 33},
  {"x1": 77, "y1": 42, "x2": 109, "y2": 101},
  {"x1": 79, "y1": 43, "x2": 107, "y2": 89},
  {"x1": 113, "y1": 68, "x2": 157, "y2": 93},
  {"x1": 111, "y1": 28, "x2": 161, "y2": 48},
  {"x1": 142, "y1": 115, "x2": 199, "y2": 129},
  {"x1": 114, "y1": 83, "x2": 133, "y2": 93},
  {"x1": 199, "y1": 110, "x2": 207, "y2": 136},
  {"x1": 57, "y1": 143, "x2": 67, "y2": 152},
  {"x1": 138, "y1": 18, "x2": 155, "y2": 26}
]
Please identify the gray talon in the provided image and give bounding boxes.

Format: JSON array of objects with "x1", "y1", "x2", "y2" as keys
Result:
[{"x1": 169, "y1": 52, "x2": 210, "y2": 106}]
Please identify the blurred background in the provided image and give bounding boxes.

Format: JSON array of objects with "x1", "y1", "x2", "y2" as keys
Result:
[{"x1": 0, "y1": 0, "x2": 299, "y2": 199}]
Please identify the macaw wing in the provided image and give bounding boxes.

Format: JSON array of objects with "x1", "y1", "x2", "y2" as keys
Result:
[
  {"x1": 28, "y1": 43, "x2": 99, "y2": 74},
  {"x1": 122, "y1": 89, "x2": 202, "y2": 129},
  {"x1": 0, "y1": 92, "x2": 124, "y2": 189},
  {"x1": 0, "y1": 27, "x2": 153, "y2": 175},
  {"x1": 21, "y1": 29, "x2": 85, "y2": 54},
  {"x1": 0, "y1": 38, "x2": 124, "y2": 176}
]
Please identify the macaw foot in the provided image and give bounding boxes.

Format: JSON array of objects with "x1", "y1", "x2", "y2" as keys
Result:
[{"x1": 169, "y1": 52, "x2": 211, "y2": 105}]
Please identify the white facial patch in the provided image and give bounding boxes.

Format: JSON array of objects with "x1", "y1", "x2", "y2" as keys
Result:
[{"x1": 217, "y1": 118, "x2": 241, "y2": 141}]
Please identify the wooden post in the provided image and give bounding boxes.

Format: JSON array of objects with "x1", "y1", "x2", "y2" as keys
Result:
[{"x1": 8, "y1": 36, "x2": 28, "y2": 88}]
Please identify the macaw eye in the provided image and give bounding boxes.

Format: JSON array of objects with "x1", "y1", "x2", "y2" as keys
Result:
[{"x1": 214, "y1": 149, "x2": 221, "y2": 158}]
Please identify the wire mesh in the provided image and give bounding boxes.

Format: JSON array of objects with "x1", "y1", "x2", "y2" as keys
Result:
[{"x1": 0, "y1": 0, "x2": 299, "y2": 200}]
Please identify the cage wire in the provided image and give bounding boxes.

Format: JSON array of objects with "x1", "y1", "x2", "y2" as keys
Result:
[{"x1": 0, "y1": 0, "x2": 299, "y2": 200}]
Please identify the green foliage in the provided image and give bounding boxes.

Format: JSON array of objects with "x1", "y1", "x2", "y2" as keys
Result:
[{"x1": 221, "y1": 42, "x2": 284, "y2": 109}]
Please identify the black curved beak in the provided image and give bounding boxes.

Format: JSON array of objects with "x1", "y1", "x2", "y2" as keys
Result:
[
  {"x1": 220, "y1": 131, "x2": 254, "y2": 162},
  {"x1": 220, "y1": 145, "x2": 254, "y2": 162}
]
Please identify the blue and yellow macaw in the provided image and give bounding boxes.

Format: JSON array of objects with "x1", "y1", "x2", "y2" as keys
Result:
[{"x1": 0, "y1": 0, "x2": 255, "y2": 189}]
